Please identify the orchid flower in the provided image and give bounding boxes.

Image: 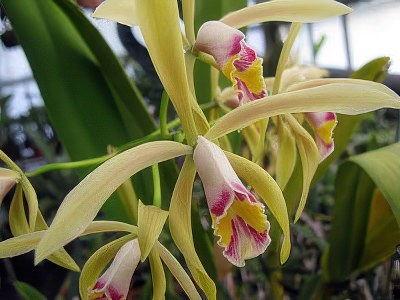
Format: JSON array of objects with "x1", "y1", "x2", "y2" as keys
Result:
[
  {"x1": 194, "y1": 21, "x2": 267, "y2": 105},
  {"x1": 88, "y1": 239, "x2": 140, "y2": 300},
  {"x1": 193, "y1": 136, "x2": 271, "y2": 267}
]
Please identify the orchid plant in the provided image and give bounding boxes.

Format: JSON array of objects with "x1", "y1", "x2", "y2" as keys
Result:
[{"x1": 1, "y1": 0, "x2": 400, "y2": 299}]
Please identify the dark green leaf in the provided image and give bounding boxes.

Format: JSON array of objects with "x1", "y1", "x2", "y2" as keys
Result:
[
  {"x1": 14, "y1": 281, "x2": 47, "y2": 300},
  {"x1": 323, "y1": 143, "x2": 400, "y2": 282}
]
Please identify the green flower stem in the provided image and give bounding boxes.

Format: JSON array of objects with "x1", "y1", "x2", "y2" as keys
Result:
[
  {"x1": 152, "y1": 163, "x2": 161, "y2": 208},
  {"x1": 160, "y1": 90, "x2": 170, "y2": 139}
]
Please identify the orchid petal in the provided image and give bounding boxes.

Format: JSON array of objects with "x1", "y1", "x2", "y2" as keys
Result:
[
  {"x1": 0, "y1": 229, "x2": 79, "y2": 272},
  {"x1": 149, "y1": 247, "x2": 166, "y2": 300},
  {"x1": 0, "y1": 168, "x2": 19, "y2": 204},
  {"x1": 92, "y1": 0, "x2": 138, "y2": 26},
  {"x1": 0, "y1": 222, "x2": 137, "y2": 260},
  {"x1": 81, "y1": 221, "x2": 138, "y2": 236},
  {"x1": 304, "y1": 112, "x2": 337, "y2": 161},
  {"x1": 35, "y1": 141, "x2": 191, "y2": 264},
  {"x1": 0, "y1": 231, "x2": 45, "y2": 258},
  {"x1": 89, "y1": 239, "x2": 140, "y2": 300},
  {"x1": 286, "y1": 114, "x2": 320, "y2": 222},
  {"x1": 136, "y1": 0, "x2": 199, "y2": 143},
  {"x1": 225, "y1": 152, "x2": 291, "y2": 263},
  {"x1": 182, "y1": 0, "x2": 195, "y2": 45},
  {"x1": 137, "y1": 200, "x2": 168, "y2": 262},
  {"x1": 157, "y1": 242, "x2": 202, "y2": 300},
  {"x1": 195, "y1": 21, "x2": 266, "y2": 105},
  {"x1": 80, "y1": 234, "x2": 135, "y2": 299},
  {"x1": 277, "y1": 66, "x2": 329, "y2": 93},
  {"x1": 205, "y1": 80, "x2": 400, "y2": 140},
  {"x1": 276, "y1": 117, "x2": 297, "y2": 190},
  {"x1": 169, "y1": 156, "x2": 216, "y2": 299},
  {"x1": 194, "y1": 137, "x2": 271, "y2": 267},
  {"x1": 221, "y1": 0, "x2": 352, "y2": 29},
  {"x1": 9, "y1": 186, "x2": 30, "y2": 236}
]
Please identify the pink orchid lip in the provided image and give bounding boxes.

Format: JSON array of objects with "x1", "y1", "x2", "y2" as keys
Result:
[{"x1": 193, "y1": 136, "x2": 271, "y2": 267}]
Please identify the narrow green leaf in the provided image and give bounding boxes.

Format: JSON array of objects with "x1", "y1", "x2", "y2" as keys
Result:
[
  {"x1": 14, "y1": 281, "x2": 47, "y2": 300},
  {"x1": 349, "y1": 143, "x2": 400, "y2": 225},
  {"x1": 358, "y1": 189, "x2": 400, "y2": 272},
  {"x1": 323, "y1": 143, "x2": 400, "y2": 282}
]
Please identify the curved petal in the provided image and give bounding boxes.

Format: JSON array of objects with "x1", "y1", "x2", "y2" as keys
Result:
[
  {"x1": 276, "y1": 117, "x2": 297, "y2": 190},
  {"x1": 157, "y1": 242, "x2": 202, "y2": 300},
  {"x1": 136, "y1": 0, "x2": 199, "y2": 143},
  {"x1": 205, "y1": 80, "x2": 400, "y2": 140},
  {"x1": 35, "y1": 141, "x2": 191, "y2": 264},
  {"x1": 92, "y1": 0, "x2": 138, "y2": 26},
  {"x1": 221, "y1": 0, "x2": 352, "y2": 29},
  {"x1": 169, "y1": 156, "x2": 216, "y2": 299},
  {"x1": 286, "y1": 114, "x2": 320, "y2": 222}
]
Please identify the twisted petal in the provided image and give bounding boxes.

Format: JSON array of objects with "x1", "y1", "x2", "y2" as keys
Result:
[
  {"x1": 195, "y1": 21, "x2": 266, "y2": 105},
  {"x1": 89, "y1": 239, "x2": 140, "y2": 300},
  {"x1": 305, "y1": 112, "x2": 337, "y2": 161},
  {"x1": 193, "y1": 136, "x2": 270, "y2": 267}
]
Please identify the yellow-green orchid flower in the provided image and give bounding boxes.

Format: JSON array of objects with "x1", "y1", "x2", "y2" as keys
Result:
[{"x1": 193, "y1": 136, "x2": 271, "y2": 267}]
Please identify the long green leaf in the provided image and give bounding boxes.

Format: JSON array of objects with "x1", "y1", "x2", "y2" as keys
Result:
[
  {"x1": 323, "y1": 143, "x2": 400, "y2": 282},
  {"x1": 3, "y1": 0, "x2": 178, "y2": 219}
]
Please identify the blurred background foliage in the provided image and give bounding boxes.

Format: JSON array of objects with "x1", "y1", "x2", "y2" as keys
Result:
[{"x1": 0, "y1": 0, "x2": 399, "y2": 299}]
